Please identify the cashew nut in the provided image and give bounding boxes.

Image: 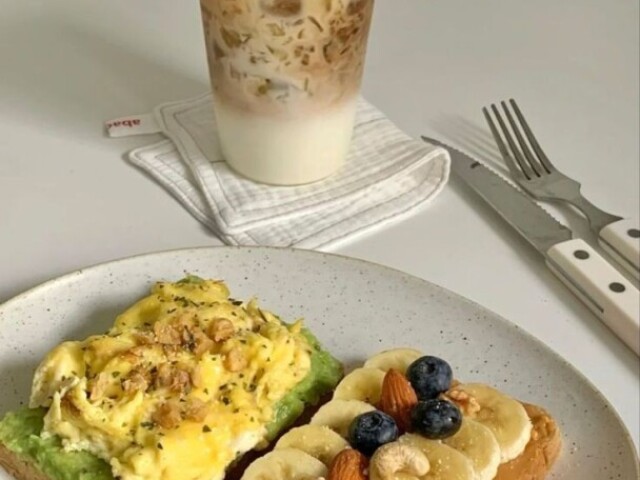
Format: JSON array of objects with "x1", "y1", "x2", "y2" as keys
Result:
[{"x1": 369, "y1": 442, "x2": 430, "y2": 480}]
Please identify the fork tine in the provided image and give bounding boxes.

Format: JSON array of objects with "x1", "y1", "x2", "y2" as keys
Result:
[
  {"x1": 509, "y1": 99, "x2": 555, "y2": 173},
  {"x1": 501, "y1": 101, "x2": 543, "y2": 177},
  {"x1": 482, "y1": 107, "x2": 525, "y2": 180},
  {"x1": 490, "y1": 104, "x2": 537, "y2": 180}
]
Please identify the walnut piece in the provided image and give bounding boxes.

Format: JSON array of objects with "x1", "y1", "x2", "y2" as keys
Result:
[
  {"x1": 207, "y1": 319, "x2": 235, "y2": 342},
  {"x1": 156, "y1": 363, "x2": 173, "y2": 388},
  {"x1": 184, "y1": 398, "x2": 209, "y2": 422},
  {"x1": 441, "y1": 388, "x2": 481, "y2": 417},
  {"x1": 154, "y1": 323, "x2": 182, "y2": 345},
  {"x1": 169, "y1": 368, "x2": 192, "y2": 393},
  {"x1": 224, "y1": 347, "x2": 247, "y2": 372},
  {"x1": 133, "y1": 331, "x2": 155, "y2": 345},
  {"x1": 122, "y1": 368, "x2": 150, "y2": 394},
  {"x1": 155, "y1": 363, "x2": 192, "y2": 394},
  {"x1": 121, "y1": 345, "x2": 147, "y2": 364},
  {"x1": 192, "y1": 328, "x2": 215, "y2": 357},
  {"x1": 152, "y1": 401, "x2": 182, "y2": 429},
  {"x1": 162, "y1": 344, "x2": 182, "y2": 360}
]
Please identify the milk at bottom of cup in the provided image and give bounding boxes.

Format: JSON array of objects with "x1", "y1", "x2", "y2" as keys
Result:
[{"x1": 213, "y1": 97, "x2": 357, "y2": 186}]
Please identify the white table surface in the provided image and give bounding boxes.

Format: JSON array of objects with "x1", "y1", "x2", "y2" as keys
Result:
[{"x1": 1, "y1": 0, "x2": 638, "y2": 450}]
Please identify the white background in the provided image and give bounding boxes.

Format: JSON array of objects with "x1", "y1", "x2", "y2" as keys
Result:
[{"x1": 0, "y1": 0, "x2": 638, "y2": 449}]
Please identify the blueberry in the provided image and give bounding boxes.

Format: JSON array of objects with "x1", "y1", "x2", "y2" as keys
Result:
[
  {"x1": 411, "y1": 399, "x2": 462, "y2": 439},
  {"x1": 348, "y1": 411, "x2": 399, "y2": 456},
  {"x1": 406, "y1": 356, "x2": 453, "y2": 400}
]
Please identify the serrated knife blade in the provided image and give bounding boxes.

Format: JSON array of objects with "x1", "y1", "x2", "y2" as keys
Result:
[
  {"x1": 424, "y1": 135, "x2": 640, "y2": 355},
  {"x1": 430, "y1": 138, "x2": 571, "y2": 255}
]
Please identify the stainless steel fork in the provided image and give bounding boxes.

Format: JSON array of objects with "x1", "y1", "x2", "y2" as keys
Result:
[{"x1": 484, "y1": 99, "x2": 640, "y2": 280}]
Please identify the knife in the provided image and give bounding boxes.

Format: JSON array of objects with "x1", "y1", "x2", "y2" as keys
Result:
[{"x1": 424, "y1": 136, "x2": 640, "y2": 356}]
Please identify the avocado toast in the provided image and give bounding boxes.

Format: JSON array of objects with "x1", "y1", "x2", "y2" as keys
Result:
[{"x1": 0, "y1": 277, "x2": 343, "y2": 480}]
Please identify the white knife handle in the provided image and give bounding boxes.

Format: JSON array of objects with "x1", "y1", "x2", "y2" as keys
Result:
[
  {"x1": 599, "y1": 219, "x2": 640, "y2": 280},
  {"x1": 546, "y1": 239, "x2": 640, "y2": 356}
]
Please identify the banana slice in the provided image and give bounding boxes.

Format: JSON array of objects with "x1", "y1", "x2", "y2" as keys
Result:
[
  {"x1": 274, "y1": 425, "x2": 349, "y2": 467},
  {"x1": 455, "y1": 383, "x2": 532, "y2": 463},
  {"x1": 443, "y1": 419, "x2": 501, "y2": 480},
  {"x1": 333, "y1": 367, "x2": 386, "y2": 404},
  {"x1": 241, "y1": 448, "x2": 328, "y2": 480},
  {"x1": 310, "y1": 399, "x2": 376, "y2": 438},
  {"x1": 400, "y1": 434, "x2": 476, "y2": 480},
  {"x1": 364, "y1": 348, "x2": 423, "y2": 374}
]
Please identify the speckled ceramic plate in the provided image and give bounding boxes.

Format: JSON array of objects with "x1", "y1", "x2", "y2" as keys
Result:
[{"x1": 0, "y1": 247, "x2": 637, "y2": 479}]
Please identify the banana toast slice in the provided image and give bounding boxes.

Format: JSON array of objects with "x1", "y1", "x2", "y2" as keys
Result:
[{"x1": 240, "y1": 348, "x2": 561, "y2": 480}]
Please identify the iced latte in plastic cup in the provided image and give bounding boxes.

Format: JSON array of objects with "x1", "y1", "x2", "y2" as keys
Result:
[{"x1": 200, "y1": 0, "x2": 374, "y2": 185}]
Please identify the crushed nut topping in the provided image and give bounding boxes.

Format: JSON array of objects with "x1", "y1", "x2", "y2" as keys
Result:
[
  {"x1": 121, "y1": 346, "x2": 146, "y2": 364},
  {"x1": 192, "y1": 328, "x2": 215, "y2": 357},
  {"x1": 133, "y1": 331, "x2": 155, "y2": 345},
  {"x1": 152, "y1": 401, "x2": 182, "y2": 429},
  {"x1": 155, "y1": 363, "x2": 173, "y2": 389},
  {"x1": 162, "y1": 344, "x2": 182, "y2": 360},
  {"x1": 169, "y1": 368, "x2": 192, "y2": 393},
  {"x1": 224, "y1": 347, "x2": 247, "y2": 372},
  {"x1": 441, "y1": 388, "x2": 481, "y2": 417},
  {"x1": 207, "y1": 319, "x2": 235, "y2": 342},
  {"x1": 155, "y1": 363, "x2": 192, "y2": 394},
  {"x1": 154, "y1": 323, "x2": 182, "y2": 345},
  {"x1": 184, "y1": 398, "x2": 209, "y2": 422},
  {"x1": 122, "y1": 368, "x2": 150, "y2": 394}
]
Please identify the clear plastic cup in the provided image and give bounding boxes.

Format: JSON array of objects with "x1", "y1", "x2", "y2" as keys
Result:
[{"x1": 200, "y1": 0, "x2": 375, "y2": 185}]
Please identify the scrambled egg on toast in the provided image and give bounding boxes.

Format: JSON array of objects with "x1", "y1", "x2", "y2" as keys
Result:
[{"x1": 20, "y1": 277, "x2": 340, "y2": 480}]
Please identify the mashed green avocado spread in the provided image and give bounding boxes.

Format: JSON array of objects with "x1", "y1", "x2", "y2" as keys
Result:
[
  {"x1": 0, "y1": 407, "x2": 112, "y2": 480},
  {"x1": 0, "y1": 323, "x2": 342, "y2": 479}
]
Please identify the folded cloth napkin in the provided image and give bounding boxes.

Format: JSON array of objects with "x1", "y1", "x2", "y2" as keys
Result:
[{"x1": 108, "y1": 93, "x2": 450, "y2": 250}]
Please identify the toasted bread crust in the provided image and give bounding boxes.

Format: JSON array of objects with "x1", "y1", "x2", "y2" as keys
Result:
[
  {"x1": 0, "y1": 442, "x2": 49, "y2": 480},
  {"x1": 495, "y1": 403, "x2": 562, "y2": 480}
]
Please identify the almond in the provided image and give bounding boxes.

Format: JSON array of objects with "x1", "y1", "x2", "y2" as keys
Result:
[
  {"x1": 378, "y1": 369, "x2": 418, "y2": 432},
  {"x1": 328, "y1": 448, "x2": 368, "y2": 480}
]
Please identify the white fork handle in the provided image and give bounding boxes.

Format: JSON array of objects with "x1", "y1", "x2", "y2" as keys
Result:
[
  {"x1": 546, "y1": 239, "x2": 640, "y2": 356},
  {"x1": 599, "y1": 219, "x2": 640, "y2": 280}
]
